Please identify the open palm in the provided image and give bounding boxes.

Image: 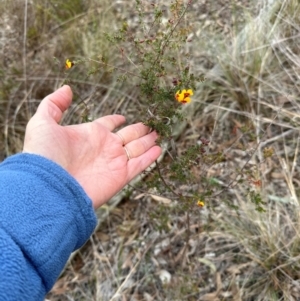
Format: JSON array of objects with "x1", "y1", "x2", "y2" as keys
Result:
[{"x1": 23, "y1": 85, "x2": 161, "y2": 208}]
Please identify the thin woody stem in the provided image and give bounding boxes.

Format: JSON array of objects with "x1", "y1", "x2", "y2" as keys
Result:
[
  {"x1": 88, "y1": 58, "x2": 145, "y2": 79},
  {"x1": 152, "y1": 1, "x2": 192, "y2": 67},
  {"x1": 155, "y1": 160, "x2": 182, "y2": 198}
]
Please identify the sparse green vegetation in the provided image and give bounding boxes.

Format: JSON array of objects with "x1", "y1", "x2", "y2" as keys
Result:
[{"x1": 1, "y1": 0, "x2": 300, "y2": 300}]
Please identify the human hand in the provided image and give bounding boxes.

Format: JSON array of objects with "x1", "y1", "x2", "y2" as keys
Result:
[{"x1": 23, "y1": 85, "x2": 161, "y2": 208}]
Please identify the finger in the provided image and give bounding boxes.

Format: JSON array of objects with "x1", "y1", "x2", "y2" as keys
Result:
[
  {"x1": 36, "y1": 85, "x2": 73, "y2": 123},
  {"x1": 94, "y1": 115, "x2": 126, "y2": 131},
  {"x1": 127, "y1": 145, "x2": 162, "y2": 179},
  {"x1": 123, "y1": 131, "x2": 158, "y2": 159},
  {"x1": 115, "y1": 122, "x2": 150, "y2": 145}
]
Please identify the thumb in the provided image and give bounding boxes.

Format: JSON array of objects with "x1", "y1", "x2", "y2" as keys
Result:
[{"x1": 36, "y1": 85, "x2": 73, "y2": 123}]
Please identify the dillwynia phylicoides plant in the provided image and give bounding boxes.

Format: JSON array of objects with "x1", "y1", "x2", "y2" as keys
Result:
[{"x1": 62, "y1": 0, "x2": 266, "y2": 224}]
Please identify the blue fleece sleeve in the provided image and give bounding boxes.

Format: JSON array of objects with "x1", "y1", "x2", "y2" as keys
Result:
[{"x1": 0, "y1": 153, "x2": 97, "y2": 301}]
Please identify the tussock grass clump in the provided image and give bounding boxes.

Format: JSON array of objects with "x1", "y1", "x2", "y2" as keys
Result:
[
  {"x1": 220, "y1": 202, "x2": 300, "y2": 301},
  {"x1": 193, "y1": 0, "x2": 300, "y2": 299}
]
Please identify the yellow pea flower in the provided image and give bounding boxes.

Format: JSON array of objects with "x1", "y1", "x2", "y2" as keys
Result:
[
  {"x1": 197, "y1": 200, "x2": 205, "y2": 207},
  {"x1": 175, "y1": 89, "x2": 193, "y2": 104},
  {"x1": 65, "y1": 59, "x2": 74, "y2": 70}
]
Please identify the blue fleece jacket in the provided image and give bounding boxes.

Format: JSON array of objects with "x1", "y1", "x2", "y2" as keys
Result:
[{"x1": 0, "y1": 153, "x2": 97, "y2": 301}]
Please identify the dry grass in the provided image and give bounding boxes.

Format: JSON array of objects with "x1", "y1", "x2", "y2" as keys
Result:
[{"x1": 1, "y1": 0, "x2": 300, "y2": 300}]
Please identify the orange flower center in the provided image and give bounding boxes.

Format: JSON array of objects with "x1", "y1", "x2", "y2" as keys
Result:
[{"x1": 184, "y1": 93, "x2": 190, "y2": 98}]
